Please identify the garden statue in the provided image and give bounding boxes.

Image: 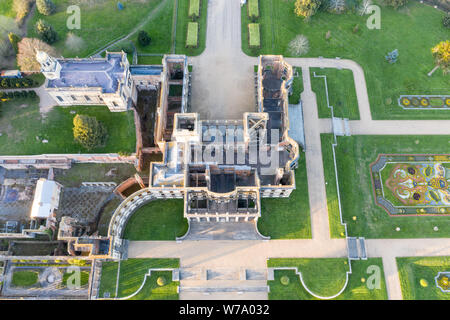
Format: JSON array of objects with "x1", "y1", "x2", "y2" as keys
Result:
[{"x1": 385, "y1": 49, "x2": 399, "y2": 64}]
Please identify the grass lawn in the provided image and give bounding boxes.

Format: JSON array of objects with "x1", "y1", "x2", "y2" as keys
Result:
[
  {"x1": 310, "y1": 68, "x2": 360, "y2": 119},
  {"x1": 138, "y1": 55, "x2": 165, "y2": 65},
  {"x1": 0, "y1": 97, "x2": 136, "y2": 155},
  {"x1": 27, "y1": 0, "x2": 165, "y2": 57},
  {"x1": 397, "y1": 256, "x2": 450, "y2": 300},
  {"x1": 288, "y1": 67, "x2": 303, "y2": 104},
  {"x1": 334, "y1": 135, "x2": 450, "y2": 238},
  {"x1": 268, "y1": 258, "x2": 387, "y2": 300},
  {"x1": 98, "y1": 261, "x2": 119, "y2": 298},
  {"x1": 123, "y1": 199, "x2": 188, "y2": 240},
  {"x1": 62, "y1": 270, "x2": 90, "y2": 288},
  {"x1": 175, "y1": 0, "x2": 208, "y2": 56},
  {"x1": 241, "y1": 0, "x2": 449, "y2": 120},
  {"x1": 127, "y1": 0, "x2": 176, "y2": 54},
  {"x1": 54, "y1": 163, "x2": 137, "y2": 187},
  {"x1": 321, "y1": 134, "x2": 346, "y2": 239},
  {"x1": 11, "y1": 270, "x2": 39, "y2": 287},
  {"x1": 99, "y1": 258, "x2": 179, "y2": 299},
  {"x1": 257, "y1": 155, "x2": 311, "y2": 239}
]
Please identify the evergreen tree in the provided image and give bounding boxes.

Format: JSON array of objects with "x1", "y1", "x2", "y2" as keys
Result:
[
  {"x1": 138, "y1": 30, "x2": 151, "y2": 47},
  {"x1": 36, "y1": 19, "x2": 57, "y2": 44}
]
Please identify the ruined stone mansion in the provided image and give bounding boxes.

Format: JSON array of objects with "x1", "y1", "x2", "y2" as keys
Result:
[{"x1": 37, "y1": 51, "x2": 303, "y2": 258}]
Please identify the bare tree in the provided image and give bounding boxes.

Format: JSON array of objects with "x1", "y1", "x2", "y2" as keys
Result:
[
  {"x1": 358, "y1": 0, "x2": 372, "y2": 15},
  {"x1": 288, "y1": 35, "x2": 310, "y2": 56},
  {"x1": 65, "y1": 32, "x2": 85, "y2": 53},
  {"x1": 328, "y1": 0, "x2": 346, "y2": 13},
  {"x1": 17, "y1": 37, "x2": 57, "y2": 71}
]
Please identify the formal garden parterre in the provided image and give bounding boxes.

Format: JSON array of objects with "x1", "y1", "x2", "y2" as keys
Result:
[
  {"x1": 328, "y1": 135, "x2": 450, "y2": 238},
  {"x1": 371, "y1": 154, "x2": 450, "y2": 216}
]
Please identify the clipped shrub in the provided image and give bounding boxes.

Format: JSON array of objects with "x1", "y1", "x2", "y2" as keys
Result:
[
  {"x1": 280, "y1": 275, "x2": 290, "y2": 285},
  {"x1": 248, "y1": 23, "x2": 260, "y2": 48},
  {"x1": 188, "y1": 0, "x2": 200, "y2": 20},
  {"x1": 157, "y1": 276, "x2": 166, "y2": 286},
  {"x1": 138, "y1": 30, "x2": 151, "y2": 47},
  {"x1": 186, "y1": 22, "x2": 199, "y2": 48},
  {"x1": 419, "y1": 279, "x2": 428, "y2": 287},
  {"x1": 248, "y1": 0, "x2": 260, "y2": 21}
]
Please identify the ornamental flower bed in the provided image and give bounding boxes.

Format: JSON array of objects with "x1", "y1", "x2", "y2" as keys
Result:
[
  {"x1": 398, "y1": 95, "x2": 450, "y2": 109},
  {"x1": 435, "y1": 272, "x2": 450, "y2": 292}
]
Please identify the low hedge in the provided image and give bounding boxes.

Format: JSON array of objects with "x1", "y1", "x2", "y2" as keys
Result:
[
  {"x1": 188, "y1": 0, "x2": 201, "y2": 20},
  {"x1": 248, "y1": 0, "x2": 259, "y2": 20},
  {"x1": 248, "y1": 23, "x2": 260, "y2": 48},
  {"x1": 0, "y1": 90, "x2": 37, "y2": 100},
  {"x1": 0, "y1": 77, "x2": 39, "y2": 89},
  {"x1": 186, "y1": 22, "x2": 199, "y2": 48}
]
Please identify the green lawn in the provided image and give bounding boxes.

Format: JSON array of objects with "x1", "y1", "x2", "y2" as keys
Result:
[
  {"x1": 11, "y1": 270, "x2": 39, "y2": 287},
  {"x1": 268, "y1": 258, "x2": 387, "y2": 300},
  {"x1": 257, "y1": 155, "x2": 311, "y2": 239},
  {"x1": 27, "y1": 0, "x2": 165, "y2": 57},
  {"x1": 397, "y1": 256, "x2": 450, "y2": 300},
  {"x1": 288, "y1": 67, "x2": 303, "y2": 104},
  {"x1": 54, "y1": 163, "x2": 137, "y2": 187},
  {"x1": 138, "y1": 55, "x2": 165, "y2": 65},
  {"x1": 334, "y1": 135, "x2": 450, "y2": 238},
  {"x1": 310, "y1": 68, "x2": 360, "y2": 119},
  {"x1": 99, "y1": 258, "x2": 179, "y2": 299},
  {"x1": 62, "y1": 270, "x2": 90, "y2": 288},
  {"x1": 0, "y1": 98, "x2": 136, "y2": 155},
  {"x1": 123, "y1": 199, "x2": 188, "y2": 240},
  {"x1": 175, "y1": 0, "x2": 208, "y2": 55},
  {"x1": 248, "y1": 0, "x2": 259, "y2": 19},
  {"x1": 241, "y1": 0, "x2": 449, "y2": 120},
  {"x1": 321, "y1": 134, "x2": 346, "y2": 239}
]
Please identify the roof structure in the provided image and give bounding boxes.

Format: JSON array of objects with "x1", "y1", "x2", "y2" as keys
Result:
[
  {"x1": 30, "y1": 179, "x2": 61, "y2": 219},
  {"x1": 46, "y1": 53, "x2": 126, "y2": 93}
]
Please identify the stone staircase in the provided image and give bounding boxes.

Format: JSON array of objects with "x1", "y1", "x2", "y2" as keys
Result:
[
  {"x1": 347, "y1": 237, "x2": 367, "y2": 260},
  {"x1": 178, "y1": 267, "x2": 269, "y2": 297},
  {"x1": 332, "y1": 117, "x2": 351, "y2": 136}
]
